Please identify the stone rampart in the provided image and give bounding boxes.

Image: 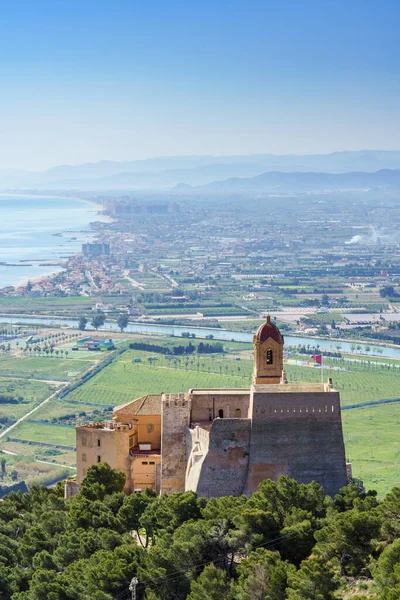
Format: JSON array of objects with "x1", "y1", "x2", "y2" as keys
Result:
[
  {"x1": 245, "y1": 390, "x2": 347, "y2": 498},
  {"x1": 161, "y1": 393, "x2": 191, "y2": 494},
  {"x1": 193, "y1": 418, "x2": 251, "y2": 498},
  {"x1": 190, "y1": 390, "x2": 250, "y2": 423}
]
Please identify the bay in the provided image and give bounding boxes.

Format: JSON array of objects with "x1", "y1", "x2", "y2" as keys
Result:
[{"x1": 0, "y1": 194, "x2": 106, "y2": 288}]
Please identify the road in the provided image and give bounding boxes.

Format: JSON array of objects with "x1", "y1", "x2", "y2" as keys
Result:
[
  {"x1": 0, "y1": 388, "x2": 65, "y2": 441},
  {"x1": 35, "y1": 459, "x2": 76, "y2": 470},
  {"x1": 0, "y1": 374, "x2": 67, "y2": 384},
  {"x1": 123, "y1": 270, "x2": 145, "y2": 290}
]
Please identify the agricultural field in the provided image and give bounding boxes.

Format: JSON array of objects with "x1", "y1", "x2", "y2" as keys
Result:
[
  {"x1": 7, "y1": 421, "x2": 76, "y2": 447},
  {"x1": 0, "y1": 295, "x2": 128, "y2": 315},
  {"x1": 342, "y1": 403, "x2": 400, "y2": 497},
  {"x1": 0, "y1": 378, "x2": 58, "y2": 402},
  {"x1": 286, "y1": 362, "x2": 400, "y2": 407},
  {"x1": 67, "y1": 351, "x2": 248, "y2": 406},
  {"x1": 0, "y1": 335, "x2": 398, "y2": 495},
  {"x1": 65, "y1": 345, "x2": 400, "y2": 409},
  {"x1": 0, "y1": 379, "x2": 59, "y2": 421},
  {"x1": 0, "y1": 356, "x2": 95, "y2": 381},
  {"x1": 0, "y1": 452, "x2": 73, "y2": 489},
  {"x1": 28, "y1": 398, "x2": 112, "y2": 423},
  {"x1": 0, "y1": 439, "x2": 76, "y2": 467}
]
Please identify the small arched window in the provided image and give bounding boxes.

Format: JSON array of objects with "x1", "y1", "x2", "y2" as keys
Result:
[
  {"x1": 82, "y1": 453, "x2": 87, "y2": 462},
  {"x1": 266, "y1": 349, "x2": 273, "y2": 365},
  {"x1": 218, "y1": 409, "x2": 224, "y2": 418},
  {"x1": 235, "y1": 408, "x2": 241, "y2": 418}
]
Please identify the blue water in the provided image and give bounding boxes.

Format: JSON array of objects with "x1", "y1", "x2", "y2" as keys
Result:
[
  {"x1": 1, "y1": 316, "x2": 400, "y2": 359},
  {"x1": 0, "y1": 194, "x2": 104, "y2": 287}
]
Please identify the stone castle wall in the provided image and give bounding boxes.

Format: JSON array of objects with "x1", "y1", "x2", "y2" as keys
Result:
[
  {"x1": 245, "y1": 390, "x2": 347, "y2": 498},
  {"x1": 193, "y1": 418, "x2": 251, "y2": 498},
  {"x1": 190, "y1": 390, "x2": 250, "y2": 423},
  {"x1": 161, "y1": 393, "x2": 191, "y2": 494}
]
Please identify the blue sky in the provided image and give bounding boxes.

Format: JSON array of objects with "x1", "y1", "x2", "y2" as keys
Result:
[{"x1": 0, "y1": 0, "x2": 399, "y2": 169}]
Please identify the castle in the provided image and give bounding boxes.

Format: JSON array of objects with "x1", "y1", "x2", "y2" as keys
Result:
[{"x1": 66, "y1": 317, "x2": 349, "y2": 499}]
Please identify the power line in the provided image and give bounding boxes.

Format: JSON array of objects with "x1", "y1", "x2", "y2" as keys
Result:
[{"x1": 115, "y1": 529, "x2": 298, "y2": 599}]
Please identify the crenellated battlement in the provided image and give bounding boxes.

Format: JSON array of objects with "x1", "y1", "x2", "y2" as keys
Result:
[
  {"x1": 253, "y1": 402, "x2": 340, "y2": 418},
  {"x1": 161, "y1": 392, "x2": 191, "y2": 408}
]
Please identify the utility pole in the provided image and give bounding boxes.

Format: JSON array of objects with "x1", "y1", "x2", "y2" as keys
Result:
[{"x1": 129, "y1": 577, "x2": 138, "y2": 600}]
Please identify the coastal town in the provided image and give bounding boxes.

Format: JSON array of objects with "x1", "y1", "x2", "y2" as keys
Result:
[{"x1": 1, "y1": 190, "x2": 399, "y2": 345}]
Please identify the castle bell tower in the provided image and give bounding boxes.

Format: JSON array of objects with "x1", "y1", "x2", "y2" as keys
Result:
[{"x1": 253, "y1": 315, "x2": 285, "y2": 385}]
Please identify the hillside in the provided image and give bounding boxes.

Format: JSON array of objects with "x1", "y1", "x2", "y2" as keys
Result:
[
  {"x1": 3, "y1": 150, "x2": 400, "y2": 190},
  {"x1": 187, "y1": 168, "x2": 400, "y2": 194},
  {"x1": 0, "y1": 463, "x2": 399, "y2": 599}
]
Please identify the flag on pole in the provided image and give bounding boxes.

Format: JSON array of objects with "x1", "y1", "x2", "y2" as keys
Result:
[{"x1": 311, "y1": 354, "x2": 322, "y2": 365}]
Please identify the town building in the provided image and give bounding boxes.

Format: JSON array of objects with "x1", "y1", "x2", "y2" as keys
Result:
[
  {"x1": 65, "y1": 317, "x2": 348, "y2": 499},
  {"x1": 82, "y1": 242, "x2": 110, "y2": 257}
]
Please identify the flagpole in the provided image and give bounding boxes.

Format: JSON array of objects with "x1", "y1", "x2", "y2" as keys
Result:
[{"x1": 321, "y1": 354, "x2": 324, "y2": 386}]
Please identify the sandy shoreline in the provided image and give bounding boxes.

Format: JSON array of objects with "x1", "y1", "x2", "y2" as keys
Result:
[{"x1": 0, "y1": 192, "x2": 114, "y2": 289}]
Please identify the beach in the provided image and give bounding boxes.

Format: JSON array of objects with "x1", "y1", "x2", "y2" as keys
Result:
[{"x1": 0, "y1": 194, "x2": 108, "y2": 288}]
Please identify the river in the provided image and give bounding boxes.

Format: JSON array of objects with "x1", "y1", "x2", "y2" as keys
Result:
[{"x1": 2, "y1": 316, "x2": 400, "y2": 359}]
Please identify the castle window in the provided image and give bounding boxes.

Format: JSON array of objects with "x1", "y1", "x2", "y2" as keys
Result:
[
  {"x1": 97, "y1": 438, "x2": 101, "y2": 447},
  {"x1": 266, "y1": 349, "x2": 273, "y2": 364},
  {"x1": 97, "y1": 456, "x2": 101, "y2": 463},
  {"x1": 129, "y1": 435, "x2": 134, "y2": 447},
  {"x1": 142, "y1": 461, "x2": 148, "y2": 465},
  {"x1": 82, "y1": 453, "x2": 87, "y2": 462},
  {"x1": 218, "y1": 409, "x2": 224, "y2": 418},
  {"x1": 82, "y1": 437, "x2": 87, "y2": 447},
  {"x1": 235, "y1": 408, "x2": 241, "y2": 418},
  {"x1": 149, "y1": 461, "x2": 155, "y2": 465}
]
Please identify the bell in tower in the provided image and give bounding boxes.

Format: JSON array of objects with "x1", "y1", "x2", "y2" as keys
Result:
[{"x1": 253, "y1": 315, "x2": 285, "y2": 385}]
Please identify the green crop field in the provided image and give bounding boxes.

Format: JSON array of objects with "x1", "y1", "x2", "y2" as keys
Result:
[
  {"x1": 343, "y1": 403, "x2": 400, "y2": 497},
  {"x1": 8, "y1": 421, "x2": 76, "y2": 447},
  {"x1": 0, "y1": 452, "x2": 72, "y2": 487},
  {"x1": 286, "y1": 363, "x2": 400, "y2": 407},
  {"x1": 29, "y1": 398, "x2": 111, "y2": 422},
  {"x1": 0, "y1": 379, "x2": 59, "y2": 421},
  {"x1": 0, "y1": 439, "x2": 77, "y2": 467},
  {"x1": 67, "y1": 351, "x2": 248, "y2": 406},
  {"x1": 0, "y1": 378, "x2": 57, "y2": 402},
  {"x1": 2, "y1": 341, "x2": 398, "y2": 494},
  {"x1": 64, "y1": 347, "x2": 400, "y2": 408},
  {"x1": 0, "y1": 295, "x2": 128, "y2": 315},
  {"x1": 0, "y1": 356, "x2": 94, "y2": 381}
]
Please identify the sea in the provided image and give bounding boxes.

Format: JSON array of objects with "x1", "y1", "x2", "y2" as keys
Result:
[{"x1": 0, "y1": 194, "x2": 106, "y2": 288}]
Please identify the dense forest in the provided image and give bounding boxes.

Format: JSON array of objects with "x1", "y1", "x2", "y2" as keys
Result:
[{"x1": 1, "y1": 464, "x2": 400, "y2": 599}]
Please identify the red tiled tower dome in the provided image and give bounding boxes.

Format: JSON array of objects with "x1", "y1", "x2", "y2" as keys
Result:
[{"x1": 255, "y1": 315, "x2": 284, "y2": 344}]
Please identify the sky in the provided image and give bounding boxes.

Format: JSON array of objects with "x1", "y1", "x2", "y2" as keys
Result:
[{"x1": 0, "y1": 0, "x2": 399, "y2": 170}]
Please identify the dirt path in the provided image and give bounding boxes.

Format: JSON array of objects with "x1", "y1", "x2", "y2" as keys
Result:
[
  {"x1": 35, "y1": 459, "x2": 76, "y2": 470},
  {"x1": 0, "y1": 388, "x2": 65, "y2": 441},
  {"x1": 0, "y1": 375, "x2": 67, "y2": 384}
]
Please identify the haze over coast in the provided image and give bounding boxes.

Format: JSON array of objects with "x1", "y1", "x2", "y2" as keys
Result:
[{"x1": 0, "y1": 195, "x2": 106, "y2": 288}]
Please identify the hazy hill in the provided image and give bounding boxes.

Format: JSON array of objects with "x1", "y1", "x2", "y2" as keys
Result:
[
  {"x1": 2, "y1": 150, "x2": 400, "y2": 190},
  {"x1": 186, "y1": 168, "x2": 400, "y2": 194}
]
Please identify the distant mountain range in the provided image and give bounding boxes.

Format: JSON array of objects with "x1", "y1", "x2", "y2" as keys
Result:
[
  {"x1": 2, "y1": 150, "x2": 400, "y2": 191},
  {"x1": 180, "y1": 168, "x2": 400, "y2": 194}
]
